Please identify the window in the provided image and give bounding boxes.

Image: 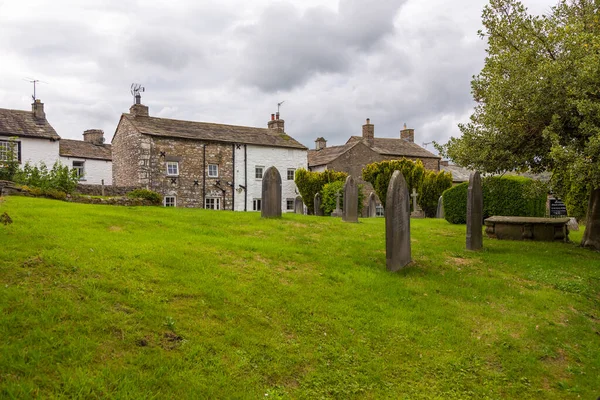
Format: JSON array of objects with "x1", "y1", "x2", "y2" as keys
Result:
[
  {"x1": 253, "y1": 198, "x2": 261, "y2": 211},
  {"x1": 376, "y1": 205, "x2": 384, "y2": 217},
  {"x1": 286, "y1": 199, "x2": 294, "y2": 211},
  {"x1": 0, "y1": 140, "x2": 20, "y2": 162},
  {"x1": 205, "y1": 197, "x2": 221, "y2": 210},
  {"x1": 166, "y1": 161, "x2": 179, "y2": 176},
  {"x1": 164, "y1": 196, "x2": 176, "y2": 207},
  {"x1": 208, "y1": 164, "x2": 218, "y2": 177},
  {"x1": 73, "y1": 161, "x2": 85, "y2": 180},
  {"x1": 287, "y1": 168, "x2": 295, "y2": 180},
  {"x1": 255, "y1": 166, "x2": 264, "y2": 179}
]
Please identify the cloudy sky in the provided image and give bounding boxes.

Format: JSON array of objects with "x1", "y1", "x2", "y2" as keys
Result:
[{"x1": 0, "y1": 0, "x2": 557, "y2": 151}]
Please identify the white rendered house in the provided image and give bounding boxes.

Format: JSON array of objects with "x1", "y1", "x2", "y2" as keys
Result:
[{"x1": 59, "y1": 129, "x2": 112, "y2": 185}]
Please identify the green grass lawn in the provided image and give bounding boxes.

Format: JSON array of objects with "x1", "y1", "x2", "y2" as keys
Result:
[{"x1": 1, "y1": 196, "x2": 599, "y2": 399}]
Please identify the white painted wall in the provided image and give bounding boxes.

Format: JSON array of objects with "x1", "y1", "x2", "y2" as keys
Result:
[
  {"x1": 1, "y1": 135, "x2": 60, "y2": 168},
  {"x1": 233, "y1": 145, "x2": 307, "y2": 212},
  {"x1": 309, "y1": 165, "x2": 327, "y2": 172},
  {"x1": 59, "y1": 156, "x2": 113, "y2": 185}
]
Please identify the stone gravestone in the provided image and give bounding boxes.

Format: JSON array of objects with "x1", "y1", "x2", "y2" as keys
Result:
[
  {"x1": 466, "y1": 171, "x2": 483, "y2": 250},
  {"x1": 342, "y1": 176, "x2": 359, "y2": 223},
  {"x1": 386, "y1": 170, "x2": 411, "y2": 271},
  {"x1": 367, "y1": 192, "x2": 378, "y2": 218},
  {"x1": 548, "y1": 196, "x2": 568, "y2": 217},
  {"x1": 314, "y1": 193, "x2": 324, "y2": 216},
  {"x1": 410, "y1": 188, "x2": 425, "y2": 218},
  {"x1": 294, "y1": 196, "x2": 304, "y2": 214},
  {"x1": 436, "y1": 195, "x2": 445, "y2": 219},
  {"x1": 331, "y1": 192, "x2": 343, "y2": 217},
  {"x1": 261, "y1": 166, "x2": 282, "y2": 218}
]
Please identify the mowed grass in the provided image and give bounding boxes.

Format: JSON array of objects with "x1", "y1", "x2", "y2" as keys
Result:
[{"x1": 0, "y1": 196, "x2": 599, "y2": 399}]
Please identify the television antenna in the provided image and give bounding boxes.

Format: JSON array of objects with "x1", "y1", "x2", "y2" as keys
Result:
[
  {"x1": 422, "y1": 141, "x2": 432, "y2": 148},
  {"x1": 23, "y1": 77, "x2": 48, "y2": 101},
  {"x1": 277, "y1": 100, "x2": 285, "y2": 114},
  {"x1": 130, "y1": 83, "x2": 145, "y2": 103}
]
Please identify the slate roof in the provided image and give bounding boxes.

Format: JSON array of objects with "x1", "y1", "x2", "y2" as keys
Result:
[
  {"x1": 308, "y1": 142, "x2": 360, "y2": 167},
  {"x1": 121, "y1": 114, "x2": 307, "y2": 150},
  {"x1": 441, "y1": 164, "x2": 472, "y2": 183},
  {"x1": 0, "y1": 108, "x2": 60, "y2": 140},
  {"x1": 308, "y1": 136, "x2": 440, "y2": 167},
  {"x1": 59, "y1": 139, "x2": 112, "y2": 161},
  {"x1": 346, "y1": 136, "x2": 440, "y2": 159}
]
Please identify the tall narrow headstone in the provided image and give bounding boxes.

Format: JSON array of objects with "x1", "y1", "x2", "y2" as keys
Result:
[
  {"x1": 261, "y1": 167, "x2": 282, "y2": 218},
  {"x1": 367, "y1": 192, "x2": 377, "y2": 218},
  {"x1": 386, "y1": 170, "x2": 411, "y2": 271},
  {"x1": 294, "y1": 196, "x2": 304, "y2": 214},
  {"x1": 342, "y1": 176, "x2": 359, "y2": 223},
  {"x1": 436, "y1": 195, "x2": 445, "y2": 219},
  {"x1": 314, "y1": 193, "x2": 324, "y2": 216},
  {"x1": 466, "y1": 171, "x2": 483, "y2": 250},
  {"x1": 331, "y1": 192, "x2": 342, "y2": 217}
]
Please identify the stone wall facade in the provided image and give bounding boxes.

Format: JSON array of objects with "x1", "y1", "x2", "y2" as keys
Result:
[{"x1": 112, "y1": 117, "x2": 143, "y2": 187}]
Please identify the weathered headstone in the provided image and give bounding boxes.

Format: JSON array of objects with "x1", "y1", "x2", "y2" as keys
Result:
[
  {"x1": 410, "y1": 188, "x2": 425, "y2": 218},
  {"x1": 367, "y1": 192, "x2": 377, "y2": 218},
  {"x1": 261, "y1": 166, "x2": 282, "y2": 218},
  {"x1": 331, "y1": 192, "x2": 342, "y2": 217},
  {"x1": 314, "y1": 193, "x2": 324, "y2": 216},
  {"x1": 466, "y1": 171, "x2": 483, "y2": 250},
  {"x1": 342, "y1": 176, "x2": 358, "y2": 223},
  {"x1": 294, "y1": 196, "x2": 304, "y2": 214},
  {"x1": 548, "y1": 196, "x2": 568, "y2": 217},
  {"x1": 386, "y1": 170, "x2": 411, "y2": 271},
  {"x1": 436, "y1": 195, "x2": 445, "y2": 219}
]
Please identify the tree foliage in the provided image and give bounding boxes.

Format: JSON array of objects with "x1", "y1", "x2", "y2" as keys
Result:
[
  {"x1": 420, "y1": 170, "x2": 453, "y2": 217},
  {"x1": 362, "y1": 159, "x2": 425, "y2": 209},
  {"x1": 437, "y1": 0, "x2": 600, "y2": 248},
  {"x1": 294, "y1": 168, "x2": 348, "y2": 214},
  {"x1": 13, "y1": 161, "x2": 80, "y2": 194}
]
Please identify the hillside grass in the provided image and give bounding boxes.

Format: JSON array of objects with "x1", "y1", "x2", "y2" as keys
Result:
[{"x1": 0, "y1": 196, "x2": 599, "y2": 399}]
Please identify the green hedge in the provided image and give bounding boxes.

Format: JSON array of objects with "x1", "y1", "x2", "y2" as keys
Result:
[{"x1": 443, "y1": 176, "x2": 547, "y2": 224}]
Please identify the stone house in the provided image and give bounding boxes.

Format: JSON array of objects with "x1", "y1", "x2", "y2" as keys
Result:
[
  {"x1": 308, "y1": 119, "x2": 441, "y2": 213},
  {"x1": 112, "y1": 97, "x2": 308, "y2": 210},
  {"x1": 0, "y1": 100, "x2": 61, "y2": 168},
  {"x1": 59, "y1": 129, "x2": 112, "y2": 185}
]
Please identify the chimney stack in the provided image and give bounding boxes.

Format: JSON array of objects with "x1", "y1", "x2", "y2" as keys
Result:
[
  {"x1": 268, "y1": 113, "x2": 285, "y2": 132},
  {"x1": 400, "y1": 123, "x2": 414, "y2": 143},
  {"x1": 129, "y1": 103, "x2": 149, "y2": 117},
  {"x1": 83, "y1": 129, "x2": 105, "y2": 145},
  {"x1": 32, "y1": 99, "x2": 45, "y2": 120},
  {"x1": 362, "y1": 118, "x2": 374, "y2": 145},
  {"x1": 315, "y1": 137, "x2": 327, "y2": 150}
]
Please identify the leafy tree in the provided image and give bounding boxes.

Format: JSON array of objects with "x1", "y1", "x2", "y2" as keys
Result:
[
  {"x1": 362, "y1": 159, "x2": 426, "y2": 209},
  {"x1": 437, "y1": 0, "x2": 600, "y2": 250},
  {"x1": 419, "y1": 170, "x2": 453, "y2": 217},
  {"x1": 294, "y1": 168, "x2": 347, "y2": 214}
]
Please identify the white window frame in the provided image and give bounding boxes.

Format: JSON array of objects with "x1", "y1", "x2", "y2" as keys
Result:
[
  {"x1": 253, "y1": 198, "x2": 262, "y2": 211},
  {"x1": 208, "y1": 164, "x2": 219, "y2": 178},
  {"x1": 205, "y1": 197, "x2": 221, "y2": 210},
  {"x1": 286, "y1": 199, "x2": 294, "y2": 211},
  {"x1": 376, "y1": 205, "x2": 384, "y2": 217},
  {"x1": 287, "y1": 168, "x2": 295, "y2": 181},
  {"x1": 166, "y1": 161, "x2": 179, "y2": 176},
  {"x1": 255, "y1": 166, "x2": 264, "y2": 179},
  {"x1": 72, "y1": 160, "x2": 85, "y2": 180},
  {"x1": 0, "y1": 140, "x2": 19, "y2": 162},
  {"x1": 164, "y1": 196, "x2": 176, "y2": 207}
]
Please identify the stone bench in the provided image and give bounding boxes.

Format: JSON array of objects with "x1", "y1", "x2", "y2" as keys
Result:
[{"x1": 484, "y1": 216, "x2": 570, "y2": 242}]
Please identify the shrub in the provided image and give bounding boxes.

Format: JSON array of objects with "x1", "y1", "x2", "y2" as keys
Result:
[
  {"x1": 443, "y1": 176, "x2": 547, "y2": 224},
  {"x1": 43, "y1": 188, "x2": 67, "y2": 201},
  {"x1": 127, "y1": 189, "x2": 162, "y2": 205},
  {"x1": 419, "y1": 170, "x2": 453, "y2": 217},
  {"x1": 321, "y1": 181, "x2": 344, "y2": 216},
  {"x1": 13, "y1": 161, "x2": 79, "y2": 194},
  {"x1": 295, "y1": 169, "x2": 347, "y2": 214},
  {"x1": 363, "y1": 159, "x2": 425, "y2": 209}
]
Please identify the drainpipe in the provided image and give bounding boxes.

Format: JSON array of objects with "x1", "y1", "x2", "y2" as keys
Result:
[
  {"x1": 232, "y1": 143, "x2": 235, "y2": 211},
  {"x1": 244, "y1": 144, "x2": 248, "y2": 212},
  {"x1": 202, "y1": 144, "x2": 206, "y2": 208}
]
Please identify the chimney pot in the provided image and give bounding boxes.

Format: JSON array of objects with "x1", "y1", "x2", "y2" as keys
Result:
[{"x1": 271, "y1": 113, "x2": 275, "y2": 121}]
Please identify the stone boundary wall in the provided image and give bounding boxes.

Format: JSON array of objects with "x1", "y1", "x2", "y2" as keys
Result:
[{"x1": 75, "y1": 184, "x2": 140, "y2": 197}]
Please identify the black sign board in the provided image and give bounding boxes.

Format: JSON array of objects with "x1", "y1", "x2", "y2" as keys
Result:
[{"x1": 549, "y1": 197, "x2": 568, "y2": 216}]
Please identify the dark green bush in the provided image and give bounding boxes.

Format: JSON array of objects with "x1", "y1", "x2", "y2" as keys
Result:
[
  {"x1": 321, "y1": 181, "x2": 365, "y2": 216},
  {"x1": 443, "y1": 176, "x2": 547, "y2": 224},
  {"x1": 419, "y1": 170, "x2": 453, "y2": 217},
  {"x1": 294, "y1": 169, "x2": 348, "y2": 214},
  {"x1": 127, "y1": 189, "x2": 162, "y2": 205},
  {"x1": 362, "y1": 159, "x2": 425, "y2": 209}
]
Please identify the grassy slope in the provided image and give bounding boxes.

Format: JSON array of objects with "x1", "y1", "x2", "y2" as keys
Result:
[{"x1": 0, "y1": 196, "x2": 599, "y2": 399}]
